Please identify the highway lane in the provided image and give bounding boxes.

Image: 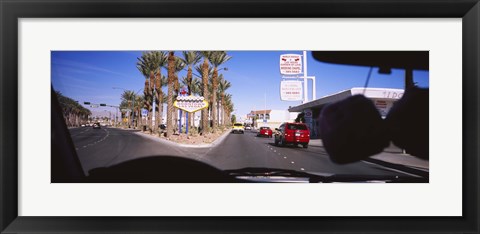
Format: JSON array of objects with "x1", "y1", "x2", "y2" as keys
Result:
[{"x1": 205, "y1": 130, "x2": 409, "y2": 177}]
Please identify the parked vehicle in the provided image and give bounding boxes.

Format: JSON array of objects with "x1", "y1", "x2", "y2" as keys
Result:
[{"x1": 274, "y1": 122, "x2": 310, "y2": 148}]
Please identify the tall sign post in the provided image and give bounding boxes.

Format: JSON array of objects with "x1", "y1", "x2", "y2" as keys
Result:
[
  {"x1": 178, "y1": 86, "x2": 188, "y2": 134},
  {"x1": 280, "y1": 51, "x2": 316, "y2": 104},
  {"x1": 303, "y1": 51, "x2": 308, "y2": 102}
]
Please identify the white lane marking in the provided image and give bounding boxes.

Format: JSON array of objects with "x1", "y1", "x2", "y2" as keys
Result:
[
  {"x1": 291, "y1": 161, "x2": 295, "y2": 164},
  {"x1": 71, "y1": 128, "x2": 90, "y2": 137},
  {"x1": 283, "y1": 157, "x2": 287, "y2": 159},
  {"x1": 76, "y1": 128, "x2": 110, "y2": 150},
  {"x1": 273, "y1": 150, "x2": 276, "y2": 153},
  {"x1": 300, "y1": 168, "x2": 305, "y2": 171}
]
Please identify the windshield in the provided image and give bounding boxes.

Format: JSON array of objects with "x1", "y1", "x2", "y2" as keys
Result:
[
  {"x1": 288, "y1": 124, "x2": 307, "y2": 130},
  {"x1": 51, "y1": 50, "x2": 429, "y2": 183}
]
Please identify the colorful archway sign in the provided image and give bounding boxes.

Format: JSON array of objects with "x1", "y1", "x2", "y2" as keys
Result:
[{"x1": 173, "y1": 95, "x2": 209, "y2": 113}]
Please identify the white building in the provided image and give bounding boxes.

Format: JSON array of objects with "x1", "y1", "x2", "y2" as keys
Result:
[
  {"x1": 247, "y1": 109, "x2": 300, "y2": 129},
  {"x1": 288, "y1": 87, "x2": 404, "y2": 138}
]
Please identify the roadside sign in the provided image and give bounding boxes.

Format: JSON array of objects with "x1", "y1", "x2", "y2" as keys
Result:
[
  {"x1": 141, "y1": 109, "x2": 148, "y2": 117},
  {"x1": 263, "y1": 119, "x2": 267, "y2": 123},
  {"x1": 304, "y1": 109, "x2": 312, "y2": 118},
  {"x1": 280, "y1": 80, "x2": 303, "y2": 101},
  {"x1": 174, "y1": 95, "x2": 209, "y2": 113},
  {"x1": 280, "y1": 54, "x2": 302, "y2": 75}
]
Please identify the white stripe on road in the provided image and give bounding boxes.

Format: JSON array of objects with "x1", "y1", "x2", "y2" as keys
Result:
[
  {"x1": 71, "y1": 128, "x2": 91, "y2": 137},
  {"x1": 76, "y1": 128, "x2": 110, "y2": 151}
]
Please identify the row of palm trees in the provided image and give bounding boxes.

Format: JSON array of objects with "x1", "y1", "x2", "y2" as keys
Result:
[
  {"x1": 56, "y1": 91, "x2": 92, "y2": 127},
  {"x1": 122, "y1": 51, "x2": 234, "y2": 138}
]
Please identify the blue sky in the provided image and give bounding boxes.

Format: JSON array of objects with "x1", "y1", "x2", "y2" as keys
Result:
[{"x1": 51, "y1": 51, "x2": 429, "y2": 118}]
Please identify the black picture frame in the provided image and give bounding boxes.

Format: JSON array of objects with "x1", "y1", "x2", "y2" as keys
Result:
[{"x1": 1, "y1": 0, "x2": 478, "y2": 233}]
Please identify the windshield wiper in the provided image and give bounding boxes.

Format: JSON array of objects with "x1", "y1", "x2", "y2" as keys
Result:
[{"x1": 225, "y1": 167, "x2": 428, "y2": 183}]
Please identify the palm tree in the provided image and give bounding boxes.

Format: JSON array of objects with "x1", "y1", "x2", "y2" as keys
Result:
[
  {"x1": 134, "y1": 95, "x2": 144, "y2": 128},
  {"x1": 182, "y1": 51, "x2": 202, "y2": 95},
  {"x1": 197, "y1": 51, "x2": 214, "y2": 134},
  {"x1": 217, "y1": 74, "x2": 231, "y2": 126},
  {"x1": 166, "y1": 51, "x2": 175, "y2": 137},
  {"x1": 190, "y1": 77, "x2": 202, "y2": 96},
  {"x1": 152, "y1": 52, "x2": 168, "y2": 132},
  {"x1": 208, "y1": 51, "x2": 232, "y2": 130},
  {"x1": 120, "y1": 90, "x2": 136, "y2": 127},
  {"x1": 182, "y1": 51, "x2": 201, "y2": 132},
  {"x1": 172, "y1": 57, "x2": 186, "y2": 132},
  {"x1": 157, "y1": 74, "x2": 167, "y2": 127},
  {"x1": 137, "y1": 51, "x2": 167, "y2": 132},
  {"x1": 223, "y1": 93, "x2": 234, "y2": 126},
  {"x1": 190, "y1": 78, "x2": 202, "y2": 129},
  {"x1": 55, "y1": 91, "x2": 92, "y2": 127},
  {"x1": 136, "y1": 52, "x2": 155, "y2": 130}
]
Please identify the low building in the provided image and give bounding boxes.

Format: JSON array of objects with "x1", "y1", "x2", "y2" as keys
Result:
[
  {"x1": 247, "y1": 109, "x2": 300, "y2": 129},
  {"x1": 288, "y1": 87, "x2": 404, "y2": 139}
]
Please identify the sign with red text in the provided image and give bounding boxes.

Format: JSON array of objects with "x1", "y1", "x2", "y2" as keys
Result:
[
  {"x1": 280, "y1": 54, "x2": 303, "y2": 75},
  {"x1": 174, "y1": 95, "x2": 209, "y2": 113},
  {"x1": 280, "y1": 80, "x2": 303, "y2": 101}
]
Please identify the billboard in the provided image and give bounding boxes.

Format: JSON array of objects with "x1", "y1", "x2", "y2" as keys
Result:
[
  {"x1": 173, "y1": 95, "x2": 209, "y2": 113},
  {"x1": 280, "y1": 54, "x2": 302, "y2": 75},
  {"x1": 280, "y1": 80, "x2": 303, "y2": 101}
]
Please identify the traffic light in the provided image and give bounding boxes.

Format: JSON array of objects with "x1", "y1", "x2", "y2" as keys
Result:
[
  {"x1": 84, "y1": 102, "x2": 91, "y2": 105},
  {"x1": 100, "y1": 104, "x2": 106, "y2": 106}
]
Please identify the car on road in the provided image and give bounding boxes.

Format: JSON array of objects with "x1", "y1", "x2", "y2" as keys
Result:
[
  {"x1": 274, "y1": 122, "x2": 310, "y2": 148},
  {"x1": 92, "y1": 122, "x2": 101, "y2": 129},
  {"x1": 257, "y1": 126, "x2": 273, "y2": 138},
  {"x1": 244, "y1": 124, "x2": 252, "y2": 130},
  {"x1": 231, "y1": 123, "x2": 244, "y2": 134}
]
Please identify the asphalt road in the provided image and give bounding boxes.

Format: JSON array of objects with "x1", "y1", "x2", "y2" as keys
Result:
[
  {"x1": 69, "y1": 127, "x2": 209, "y2": 175},
  {"x1": 204, "y1": 130, "x2": 404, "y2": 176},
  {"x1": 69, "y1": 127, "x2": 415, "y2": 178}
]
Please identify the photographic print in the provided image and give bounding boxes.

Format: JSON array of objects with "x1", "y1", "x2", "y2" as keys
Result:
[{"x1": 51, "y1": 50, "x2": 429, "y2": 183}]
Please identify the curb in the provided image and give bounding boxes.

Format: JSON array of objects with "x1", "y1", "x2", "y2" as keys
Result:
[
  {"x1": 133, "y1": 130, "x2": 231, "y2": 148},
  {"x1": 362, "y1": 158, "x2": 429, "y2": 178}
]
